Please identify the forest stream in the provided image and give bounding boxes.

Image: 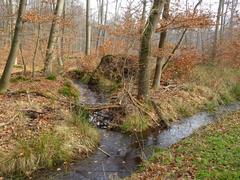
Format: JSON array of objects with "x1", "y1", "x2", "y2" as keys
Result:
[{"x1": 38, "y1": 81, "x2": 240, "y2": 180}]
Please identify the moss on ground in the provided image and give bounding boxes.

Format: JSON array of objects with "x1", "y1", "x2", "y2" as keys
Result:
[{"x1": 131, "y1": 110, "x2": 240, "y2": 179}]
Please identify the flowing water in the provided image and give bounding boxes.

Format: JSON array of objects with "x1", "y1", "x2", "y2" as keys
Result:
[{"x1": 41, "y1": 82, "x2": 240, "y2": 180}]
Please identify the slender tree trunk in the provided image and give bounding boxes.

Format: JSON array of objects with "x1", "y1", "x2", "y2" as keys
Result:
[
  {"x1": 138, "y1": 0, "x2": 165, "y2": 99},
  {"x1": 85, "y1": 0, "x2": 91, "y2": 55},
  {"x1": 140, "y1": 0, "x2": 147, "y2": 31},
  {"x1": 219, "y1": 0, "x2": 225, "y2": 42},
  {"x1": 102, "y1": 0, "x2": 108, "y2": 43},
  {"x1": 32, "y1": 23, "x2": 41, "y2": 78},
  {"x1": 0, "y1": 0, "x2": 27, "y2": 93},
  {"x1": 96, "y1": 0, "x2": 104, "y2": 51},
  {"x1": 20, "y1": 43, "x2": 26, "y2": 76},
  {"x1": 229, "y1": 0, "x2": 238, "y2": 38},
  {"x1": 8, "y1": 0, "x2": 14, "y2": 44},
  {"x1": 222, "y1": 0, "x2": 230, "y2": 36},
  {"x1": 152, "y1": 0, "x2": 170, "y2": 89},
  {"x1": 43, "y1": 0, "x2": 65, "y2": 77},
  {"x1": 32, "y1": 1, "x2": 43, "y2": 78},
  {"x1": 212, "y1": 0, "x2": 224, "y2": 60},
  {"x1": 58, "y1": 1, "x2": 65, "y2": 69}
]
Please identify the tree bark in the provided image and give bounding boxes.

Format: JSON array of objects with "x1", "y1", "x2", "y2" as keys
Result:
[
  {"x1": 219, "y1": 0, "x2": 225, "y2": 43},
  {"x1": 43, "y1": 0, "x2": 65, "y2": 77},
  {"x1": 0, "y1": 0, "x2": 27, "y2": 93},
  {"x1": 212, "y1": 0, "x2": 224, "y2": 60},
  {"x1": 152, "y1": 0, "x2": 170, "y2": 89},
  {"x1": 140, "y1": 0, "x2": 147, "y2": 31},
  {"x1": 102, "y1": 0, "x2": 108, "y2": 43},
  {"x1": 85, "y1": 0, "x2": 91, "y2": 55},
  {"x1": 229, "y1": 0, "x2": 238, "y2": 38},
  {"x1": 138, "y1": 0, "x2": 165, "y2": 99}
]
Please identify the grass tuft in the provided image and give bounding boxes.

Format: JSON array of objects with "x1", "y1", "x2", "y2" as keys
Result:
[
  {"x1": 231, "y1": 83, "x2": 240, "y2": 100},
  {"x1": 46, "y1": 74, "x2": 57, "y2": 81},
  {"x1": 10, "y1": 76, "x2": 28, "y2": 83},
  {"x1": 122, "y1": 112, "x2": 151, "y2": 132},
  {"x1": 98, "y1": 76, "x2": 120, "y2": 93},
  {"x1": 177, "y1": 106, "x2": 192, "y2": 118},
  {"x1": 58, "y1": 81, "x2": 79, "y2": 99},
  {"x1": 0, "y1": 132, "x2": 70, "y2": 176}
]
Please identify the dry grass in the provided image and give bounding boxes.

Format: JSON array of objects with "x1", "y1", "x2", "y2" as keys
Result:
[
  {"x1": 153, "y1": 64, "x2": 240, "y2": 123},
  {"x1": 0, "y1": 75, "x2": 99, "y2": 177}
]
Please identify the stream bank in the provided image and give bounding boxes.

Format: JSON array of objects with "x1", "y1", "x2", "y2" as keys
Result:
[
  {"x1": 71, "y1": 61, "x2": 240, "y2": 134},
  {"x1": 39, "y1": 82, "x2": 240, "y2": 180},
  {"x1": 0, "y1": 77, "x2": 99, "y2": 179},
  {"x1": 131, "y1": 110, "x2": 240, "y2": 179}
]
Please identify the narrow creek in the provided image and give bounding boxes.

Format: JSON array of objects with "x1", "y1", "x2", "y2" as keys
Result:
[{"x1": 41, "y1": 82, "x2": 240, "y2": 180}]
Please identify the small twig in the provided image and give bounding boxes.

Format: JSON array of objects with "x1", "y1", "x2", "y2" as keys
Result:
[{"x1": 98, "y1": 147, "x2": 111, "y2": 157}]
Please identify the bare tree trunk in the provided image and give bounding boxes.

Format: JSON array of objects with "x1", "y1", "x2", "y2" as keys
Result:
[
  {"x1": 222, "y1": 0, "x2": 230, "y2": 36},
  {"x1": 140, "y1": 0, "x2": 147, "y2": 30},
  {"x1": 85, "y1": 0, "x2": 91, "y2": 55},
  {"x1": 138, "y1": 0, "x2": 165, "y2": 99},
  {"x1": 229, "y1": 0, "x2": 238, "y2": 38},
  {"x1": 20, "y1": 43, "x2": 27, "y2": 76},
  {"x1": 219, "y1": 0, "x2": 225, "y2": 42},
  {"x1": 32, "y1": 1, "x2": 43, "y2": 78},
  {"x1": 8, "y1": 0, "x2": 14, "y2": 44},
  {"x1": 0, "y1": 0, "x2": 27, "y2": 93},
  {"x1": 43, "y1": 0, "x2": 65, "y2": 77},
  {"x1": 96, "y1": 0, "x2": 104, "y2": 51},
  {"x1": 102, "y1": 0, "x2": 108, "y2": 43},
  {"x1": 152, "y1": 0, "x2": 170, "y2": 89},
  {"x1": 212, "y1": 0, "x2": 224, "y2": 60},
  {"x1": 58, "y1": 1, "x2": 65, "y2": 70}
]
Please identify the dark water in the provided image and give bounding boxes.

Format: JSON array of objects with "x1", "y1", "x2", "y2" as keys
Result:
[{"x1": 41, "y1": 83, "x2": 240, "y2": 180}]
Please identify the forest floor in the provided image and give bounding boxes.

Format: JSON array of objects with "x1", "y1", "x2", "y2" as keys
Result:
[
  {"x1": 130, "y1": 110, "x2": 240, "y2": 179},
  {"x1": 0, "y1": 73, "x2": 99, "y2": 178}
]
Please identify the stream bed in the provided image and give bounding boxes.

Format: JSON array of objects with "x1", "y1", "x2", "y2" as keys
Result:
[{"x1": 41, "y1": 82, "x2": 240, "y2": 180}]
